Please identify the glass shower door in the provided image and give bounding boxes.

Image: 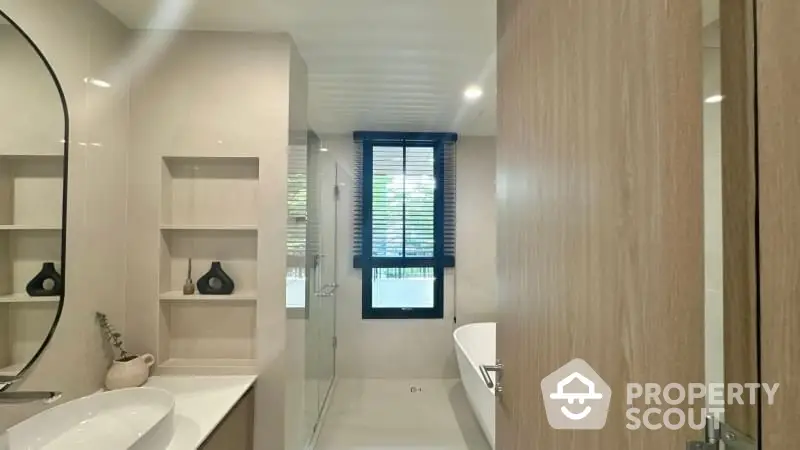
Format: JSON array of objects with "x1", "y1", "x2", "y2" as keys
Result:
[
  {"x1": 301, "y1": 141, "x2": 340, "y2": 443},
  {"x1": 313, "y1": 158, "x2": 343, "y2": 412}
]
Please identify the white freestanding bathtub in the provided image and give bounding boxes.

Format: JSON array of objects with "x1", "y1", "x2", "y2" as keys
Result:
[{"x1": 454, "y1": 322, "x2": 496, "y2": 449}]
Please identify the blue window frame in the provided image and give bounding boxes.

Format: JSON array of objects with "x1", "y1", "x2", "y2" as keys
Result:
[{"x1": 353, "y1": 131, "x2": 457, "y2": 319}]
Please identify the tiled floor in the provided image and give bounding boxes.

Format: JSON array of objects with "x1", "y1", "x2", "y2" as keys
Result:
[{"x1": 314, "y1": 379, "x2": 491, "y2": 450}]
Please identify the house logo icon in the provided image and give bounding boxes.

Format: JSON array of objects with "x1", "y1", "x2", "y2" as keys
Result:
[{"x1": 541, "y1": 358, "x2": 612, "y2": 429}]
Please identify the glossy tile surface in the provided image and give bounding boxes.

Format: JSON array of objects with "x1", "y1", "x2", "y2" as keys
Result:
[{"x1": 314, "y1": 379, "x2": 490, "y2": 450}]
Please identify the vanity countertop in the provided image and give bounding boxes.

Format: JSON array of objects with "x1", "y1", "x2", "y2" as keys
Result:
[{"x1": 143, "y1": 375, "x2": 257, "y2": 450}]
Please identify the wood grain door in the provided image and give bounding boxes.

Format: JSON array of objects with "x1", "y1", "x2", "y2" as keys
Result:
[
  {"x1": 496, "y1": 1, "x2": 705, "y2": 448},
  {"x1": 756, "y1": 1, "x2": 800, "y2": 448}
]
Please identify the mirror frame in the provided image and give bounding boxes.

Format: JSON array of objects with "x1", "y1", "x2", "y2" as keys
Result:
[{"x1": 0, "y1": 8, "x2": 69, "y2": 389}]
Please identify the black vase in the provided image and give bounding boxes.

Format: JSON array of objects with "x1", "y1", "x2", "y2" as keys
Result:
[
  {"x1": 197, "y1": 261, "x2": 235, "y2": 295},
  {"x1": 26, "y1": 262, "x2": 63, "y2": 297}
]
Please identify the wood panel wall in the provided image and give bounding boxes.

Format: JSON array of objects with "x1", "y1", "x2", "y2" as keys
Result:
[
  {"x1": 496, "y1": 0, "x2": 705, "y2": 448},
  {"x1": 756, "y1": 1, "x2": 800, "y2": 448}
]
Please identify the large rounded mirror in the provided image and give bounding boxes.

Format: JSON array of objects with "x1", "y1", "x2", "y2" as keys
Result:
[{"x1": 0, "y1": 10, "x2": 68, "y2": 384}]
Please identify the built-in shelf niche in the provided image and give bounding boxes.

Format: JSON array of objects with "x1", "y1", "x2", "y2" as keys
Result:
[
  {"x1": 157, "y1": 302, "x2": 256, "y2": 375},
  {"x1": 160, "y1": 224, "x2": 256, "y2": 232},
  {"x1": 0, "y1": 153, "x2": 63, "y2": 301},
  {"x1": 155, "y1": 358, "x2": 257, "y2": 376},
  {"x1": 0, "y1": 225, "x2": 61, "y2": 231},
  {"x1": 0, "y1": 293, "x2": 58, "y2": 303},
  {"x1": 0, "y1": 225, "x2": 62, "y2": 299},
  {"x1": 159, "y1": 229, "x2": 257, "y2": 296},
  {"x1": 160, "y1": 291, "x2": 257, "y2": 303},
  {"x1": 0, "y1": 154, "x2": 63, "y2": 228},
  {"x1": 0, "y1": 154, "x2": 63, "y2": 377},
  {"x1": 161, "y1": 156, "x2": 259, "y2": 228},
  {"x1": 0, "y1": 302, "x2": 58, "y2": 376},
  {"x1": 156, "y1": 155, "x2": 259, "y2": 374}
]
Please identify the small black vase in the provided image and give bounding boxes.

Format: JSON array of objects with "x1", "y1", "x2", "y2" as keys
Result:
[
  {"x1": 26, "y1": 262, "x2": 63, "y2": 297},
  {"x1": 197, "y1": 261, "x2": 235, "y2": 295}
]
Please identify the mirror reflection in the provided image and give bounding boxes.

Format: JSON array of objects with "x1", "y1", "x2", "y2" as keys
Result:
[
  {"x1": 704, "y1": 0, "x2": 760, "y2": 444},
  {"x1": 703, "y1": 0, "x2": 723, "y2": 417},
  {"x1": 0, "y1": 12, "x2": 67, "y2": 379}
]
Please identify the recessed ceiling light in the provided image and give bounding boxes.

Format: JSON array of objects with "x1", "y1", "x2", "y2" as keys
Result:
[
  {"x1": 464, "y1": 85, "x2": 483, "y2": 101},
  {"x1": 83, "y1": 77, "x2": 111, "y2": 88},
  {"x1": 704, "y1": 94, "x2": 724, "y2": 104},
  {"x1": 320, "y1": 147, "x2": 329, "y2": 152}
]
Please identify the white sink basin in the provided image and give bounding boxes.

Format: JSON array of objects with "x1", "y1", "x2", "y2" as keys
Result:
[{"x1": 1, "y1": 387, "x2": 175, "y2": 450}]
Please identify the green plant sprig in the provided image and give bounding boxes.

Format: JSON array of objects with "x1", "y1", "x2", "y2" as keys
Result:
[{"x1": 95, "y1": 312, "x2": 131, "y2": 360}]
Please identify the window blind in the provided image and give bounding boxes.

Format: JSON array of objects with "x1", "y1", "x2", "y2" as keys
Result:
[
  {"x1": 353, "y1": 134, "x2": 456, "y2": 267},
  {"x1": 353, "y1": 142, "x2": 363, "y2": 260},
  {"x1": 287, "y1": 143, "x2": 307, "y2": 272},
  {"x1": 372, "y1": 145, "x2": 435, "y2": 258},
  {"x1": 442, "y1": 141, "x2": 456, "y2": 262}
]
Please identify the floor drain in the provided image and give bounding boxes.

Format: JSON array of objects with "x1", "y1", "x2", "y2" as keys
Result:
[{"x1": 410, "y1": 386, "x2": 423, "y2": 393}]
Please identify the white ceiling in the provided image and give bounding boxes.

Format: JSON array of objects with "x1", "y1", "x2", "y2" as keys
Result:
[{"x1": 94, "y1": 0, "x2": 497, "y2": 136}]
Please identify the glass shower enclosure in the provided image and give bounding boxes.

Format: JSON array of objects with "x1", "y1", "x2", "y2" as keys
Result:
[{"x1": 289, "y1": 132, "x2": 341, "y2": 449}]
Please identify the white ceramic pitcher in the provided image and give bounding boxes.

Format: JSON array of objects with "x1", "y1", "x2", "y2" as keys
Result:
[{"x1": 105, "y1": 354, "x2": 155, "y2": 390}]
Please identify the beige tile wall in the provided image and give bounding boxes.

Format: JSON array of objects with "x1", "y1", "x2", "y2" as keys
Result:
[
  {"x1": 126, "y1": 30, "x2": 288, "y2": 354},
  {"x1": 0, "y1": 0, "x2": 130, "y2": 428},
  {"x1": 124, "y1": 30, "x2": 302, "y2": 450}
]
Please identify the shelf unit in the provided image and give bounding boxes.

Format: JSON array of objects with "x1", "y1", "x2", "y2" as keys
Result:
[
  {"x1": 159, "y1": 291, "x2": 257, "y2": 303},
  {"x1": 0, "y1": 153, "x2": 63, "y2": 375},
  {"x1": 0, "y1": 294, "x2": 59, "y2": 303},
  {"x1": 156, "y1": 358, "x2": 257, "y2": 376},
  {"x1": 156, "y1": 156, "x2": 259, "y2": 374},
  {"x1": 0, "y1": 225, "x2": 61, "y2": 231},
  {"x1": 160, "y1": 224, "x2": 257, "y2": 232},
  {"x1": 0, "y1": 301, "x2": 59, "y2": 376},
  {"x1": 0, "y1": 362, "x2": 24, "y2": 377},
  {"x1": 0, "y1": 154, "x2": 63, "y2": 227}
]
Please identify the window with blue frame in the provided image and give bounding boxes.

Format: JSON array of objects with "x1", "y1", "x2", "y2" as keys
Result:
[{"x1": 353, "y1": 131, "x2": 456, "y2": 319}]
